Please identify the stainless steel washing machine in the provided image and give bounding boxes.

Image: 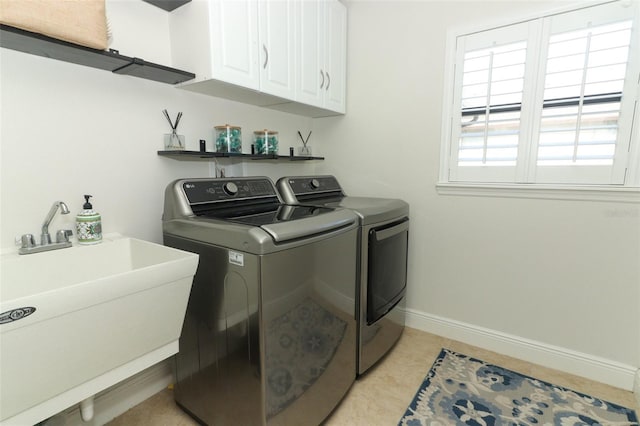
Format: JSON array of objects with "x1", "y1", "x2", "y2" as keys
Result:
[
  {"x1": 276, "y1": 175, "x2": 409, "y2": 376},
  {"x1": 162, "y1": 177, "x2": 359, "y2": 426}
]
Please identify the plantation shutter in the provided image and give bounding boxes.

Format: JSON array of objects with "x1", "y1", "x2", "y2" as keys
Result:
[
  {"x1": 531, "y1": 2, "x2": 638, "y2": 184},
  {"x1": 446, "y1": 1, "x2": 639, "y2": 186},
  {"x1": 449, "y1": 22, "x2": 539, "y2": 183}
]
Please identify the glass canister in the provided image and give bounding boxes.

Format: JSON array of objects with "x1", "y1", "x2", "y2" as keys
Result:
[
  {"x1": 214, "y1": 124, "x2": 242, "y2": 153},
  {"x1": 253, "y1": 129, "x2": 279, "y2": 154}
]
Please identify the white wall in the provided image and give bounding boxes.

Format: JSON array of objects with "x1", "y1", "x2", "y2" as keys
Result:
[
  {"x1": 314, "y1": 0, "x2": 640, "y2": 386},
  {"x1": 0, "y1": 0, "x2": 318, "y2": 251},
  {"x1": 2, "y1": 2, "x2": 639, "y2": 421}
]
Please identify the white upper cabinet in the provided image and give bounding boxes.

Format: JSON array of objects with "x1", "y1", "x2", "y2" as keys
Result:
[
  {"x1": 170, "y1": 0, "x2": 346, "y2": 117},
  {"x1": 297, "y1": 0, "x2": 324, "y2": 107},
  {"x1": 170, "y1": 0, "x2": 259, "y2": 89},
  {"x1": 258, "y1": 0, "x2": 296, "y2": 99},
  {"x1": 296, "y1": 0, "x2": 346, "y2": 113},
  {"x1": 210, "y1": 0, "x2": 260, "y2": 89},
  {"x1": 323, "y1": 0, "x2": 347, "y2": 113}
]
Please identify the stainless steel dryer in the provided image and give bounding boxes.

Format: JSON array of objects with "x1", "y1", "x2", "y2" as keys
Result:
[
  {"x1": 276, "y1": 175, "x2": 409, "y2": 376},
  {"x1": 162, "y1": 177, "x2": 359, "y2": 426}
]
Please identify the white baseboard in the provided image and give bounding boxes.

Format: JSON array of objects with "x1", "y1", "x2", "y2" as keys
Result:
[
  {"x1": 47, "y1": 360, "x2": 174, "y2": 426},
  {"x1": 405, "y1": 308, "x2": 638, "y2": 391},
  {"x1": 39, "y1": 311, "x2": 637, "y2": 425}
]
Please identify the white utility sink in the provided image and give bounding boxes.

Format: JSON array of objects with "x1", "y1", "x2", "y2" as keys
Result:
[{"x1": 0, "y1": 235, "x2": 198, "y2": 425}]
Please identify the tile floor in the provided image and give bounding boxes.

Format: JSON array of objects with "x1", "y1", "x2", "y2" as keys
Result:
[{"x1": 107, "y1": 327, "x2": 638, "y2": 425}]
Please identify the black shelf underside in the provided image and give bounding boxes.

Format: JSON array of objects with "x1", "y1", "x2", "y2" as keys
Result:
[
  {"x1": 0, "y1": 24, "x2": 195, "y2": 84},
  {"x1": 142, "y1": 0, "x2": 191, "y2": 12},
  {"x1": 158, "y1": 150, "x2": 325, "y2": 161}
]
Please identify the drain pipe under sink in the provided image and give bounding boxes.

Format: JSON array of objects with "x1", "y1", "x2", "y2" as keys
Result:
[{"x1": 79, "y1": 396, "x2": 94, "y2": 421}]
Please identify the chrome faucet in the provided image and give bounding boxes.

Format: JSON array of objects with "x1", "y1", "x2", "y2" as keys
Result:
[
  {"x1": 17, "y1": 201, "x2": 73, "y2": 255},
  {"x1": 41, "y1": 201, "x2": 70, "y2": 245}
]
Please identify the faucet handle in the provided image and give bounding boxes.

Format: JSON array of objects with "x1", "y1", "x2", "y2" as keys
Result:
[
  {"x1": 15, "y1": 234, "x2": 36, "y2": 248},
  {"x1": 56, "y1": 229, "x2": 73, "y2": 243}
]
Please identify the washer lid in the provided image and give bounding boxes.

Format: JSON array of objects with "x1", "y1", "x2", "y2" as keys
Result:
[
  {"x1": 260, "y1": 207, "x2": 357, "y2": 242},
  {"x1": 202, "y1": 204, "x2": 333, "y2": 226},
  {"x1": 198, "y1": 205, "x2": 356, "y2": 242}
]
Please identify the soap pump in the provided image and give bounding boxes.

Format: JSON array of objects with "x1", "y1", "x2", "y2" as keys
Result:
[{"x1": 76, "y1": 195, "x2": 102, "y2": 245}]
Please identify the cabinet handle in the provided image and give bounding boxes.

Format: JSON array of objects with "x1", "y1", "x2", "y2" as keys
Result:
[
  {"x1": 326, "y1": 72, "x2": 330, "y2": 91},
  {"x1": 263, "y1": 45, "x2": 268, "y2": 69},
  {"x1": 320, "y1": 70, "x2": 325, "y2": 89}
]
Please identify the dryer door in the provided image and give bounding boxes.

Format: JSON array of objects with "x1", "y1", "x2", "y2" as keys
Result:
[{"x1": 366, "y1": 217, "x2": 409, "y2": 325}]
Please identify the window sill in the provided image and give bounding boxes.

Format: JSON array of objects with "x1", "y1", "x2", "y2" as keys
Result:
[{"x1": 436, "y1": 182, "x2": 640, "y2": 203}]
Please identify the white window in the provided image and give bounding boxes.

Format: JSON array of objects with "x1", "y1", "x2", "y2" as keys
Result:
[{"x1": 440, "y1": 1, "x2": 640, "y2": 194}]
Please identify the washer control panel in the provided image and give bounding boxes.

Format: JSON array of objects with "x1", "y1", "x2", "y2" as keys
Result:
[{"x1": 182, "y1": 178, "x2": 277, "y2": 204}]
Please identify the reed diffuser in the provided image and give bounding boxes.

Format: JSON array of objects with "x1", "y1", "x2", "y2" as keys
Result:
[{"x1": 163, "y1": 109, "x2": 185, "y2": 150}]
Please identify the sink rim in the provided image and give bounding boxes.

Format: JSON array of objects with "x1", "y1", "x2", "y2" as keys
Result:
[{"x1": 0, "y1": 234, "x2": 199, "y2": 332}]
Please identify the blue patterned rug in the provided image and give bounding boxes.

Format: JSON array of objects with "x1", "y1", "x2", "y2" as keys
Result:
[{"x1": 399, "y1": 348, "x2": 638, "y2": 426}]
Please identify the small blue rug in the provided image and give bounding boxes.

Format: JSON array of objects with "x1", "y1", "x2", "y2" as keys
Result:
[{"x1": 399, "y1": 348, "x2": 638, "y2": 426}]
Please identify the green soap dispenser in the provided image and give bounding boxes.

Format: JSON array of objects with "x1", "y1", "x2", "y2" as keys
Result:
[{"x1": 76, "y1": 195, "x2": 102, "y2": 245}]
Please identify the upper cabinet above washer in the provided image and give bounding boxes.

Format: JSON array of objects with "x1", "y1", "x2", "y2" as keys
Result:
[
  {"x1": 258, "y1": 0, "x2": 296, "y2": 100},
  {"x1": 170, "y1": 1, "x2": 259, "y2": 89},
  {"x1": 169, "y1": 0, "x2": 346, "y2": 118}
]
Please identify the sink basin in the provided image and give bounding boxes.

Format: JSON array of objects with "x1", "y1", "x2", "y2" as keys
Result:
[{"x1": 0, "y1": 235, "x2": 198, "y2": 425}]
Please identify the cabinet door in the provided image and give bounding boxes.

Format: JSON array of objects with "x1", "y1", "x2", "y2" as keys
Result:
[
  {"x1": 210, "y1": 0, "x2": 260, "y2": 90},
  {"x1": 296, "y1": 0, "x2": 324, "y2": 107},
  {"x1": 323, "y1": 0, "x2": 347, "y2": 113},
  {"x1": 258, "y1": 0, "x2": 295, "y2": 99}
]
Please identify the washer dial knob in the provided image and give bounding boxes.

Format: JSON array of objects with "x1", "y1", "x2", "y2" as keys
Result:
[
  {"x1": 223, "y1": 182, "x2": 238, "y2": 196},
  {"x1": 310, "y1": 179, "x2": 320, "y2": 189}
]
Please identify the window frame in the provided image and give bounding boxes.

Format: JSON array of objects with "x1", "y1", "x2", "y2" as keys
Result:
[{"x1": 438, "y1": 0, "x2": 640, "y2": 202}]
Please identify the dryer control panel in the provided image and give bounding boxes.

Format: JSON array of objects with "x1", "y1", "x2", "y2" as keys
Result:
[{"x1": 278, "y1": 176, "x2": 344, "y2": 203}]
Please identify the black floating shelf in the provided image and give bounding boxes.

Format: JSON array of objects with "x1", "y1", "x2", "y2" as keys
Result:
[
  {"x1": 158, "y1": 150, "x2": 324, "y2": 161},
  {"x1": 0, "y1": 24, "x2": 195, "y2": 85}
]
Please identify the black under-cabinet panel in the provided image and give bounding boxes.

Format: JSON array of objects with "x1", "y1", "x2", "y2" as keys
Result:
[
  {"x1": 113, "y1": 57, "x2": 195, "y2": 84},
  {"x1": 0, "y1": 24, "x2": 195, "y2": 84},
  {"x1": 142, "y1": 0, "x2": 191, "y2": 12}
]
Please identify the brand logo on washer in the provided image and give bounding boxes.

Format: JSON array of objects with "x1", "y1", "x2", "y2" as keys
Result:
[{"x1": 0, "y1": 307, "x2": 36, "y2": 324}]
